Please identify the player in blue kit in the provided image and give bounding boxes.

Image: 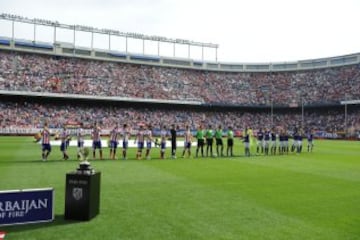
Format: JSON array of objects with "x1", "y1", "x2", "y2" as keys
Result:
[
  {"x1": 270, "y1": 128, "x2": 277, "y2": 155},
  {"x1": 284, "y1": 130, "x2": 289, "y2": 154},
  {"x1": 297, "y1": 129, "x2": 304, "y2": 153},
  {"x1": 291, "y1": 128, "x2": 298, "y2": 153},
  {"x1": 256, "y1": 128, "x2": 264, "y2": 154},
  {"x1": 60, "y1": 125, "x2": 70, "y2": 160},
  {"x1": 307, "y1": 129, "x2": 314, "y2": 152},
  {"x1": 278, "y1": 129, "x2": 285, "y2": 155}
]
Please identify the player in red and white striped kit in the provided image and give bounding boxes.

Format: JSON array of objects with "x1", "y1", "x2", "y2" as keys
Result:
[
  {"x1": 145, "y1": 124, "x2": 153, "y2": 160},
  {"x1": 91, "y1": 122, "x2": 103, "y2": 160},
  {"x1": 109, "y1": 124, "x2": 120, "y2": 160},
  {"x1": 134, "y1": 125, "x2": 145, "y2": 160},
  {"x1": 41, "y1": 122, "x2": 51, "y2": 161},
  {"x1": 121, "y1": 124, "x2": 131, "y2": 160}
]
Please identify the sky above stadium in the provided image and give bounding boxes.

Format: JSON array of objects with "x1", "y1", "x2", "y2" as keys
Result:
[{"x1": 1, "y1": 0, "x2": 359, "y2": 63}]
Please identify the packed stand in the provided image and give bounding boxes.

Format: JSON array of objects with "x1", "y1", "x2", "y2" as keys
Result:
[
  {"x1": 1, "y1": 101, "x2": 359, "y2": 133},
  {"x1": 0, "y1": 50, "x2": 359, "y2": 105}
]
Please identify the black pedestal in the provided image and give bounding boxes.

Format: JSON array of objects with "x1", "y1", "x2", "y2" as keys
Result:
[{"x1": 65, "y1": 172, "x2": 101, "y2": 221}]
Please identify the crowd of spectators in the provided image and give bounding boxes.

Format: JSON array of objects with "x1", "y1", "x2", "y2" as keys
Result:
[
  {"x1": 1, "y1": 101, "x2": 359, "y2": 133},
  {"x1": 0, "y1": 50, "x2": 359, "y2": 105}
]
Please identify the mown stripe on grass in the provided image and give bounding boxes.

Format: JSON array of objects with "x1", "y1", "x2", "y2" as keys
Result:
[
  {"x1": 141, "y1": 158, "x2": 360, "y2": 239},
  {"x1": 99, "y1": 161, "x2": 349, "y2": 240}
]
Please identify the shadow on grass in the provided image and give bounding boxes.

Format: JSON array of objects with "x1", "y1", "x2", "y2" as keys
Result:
[
  {"x1": 0, "y1": 159, "x2": 80, "y2": 164},
  {"x1": 1, "y1": 214, "x2": 81, "y2": 233},
  {"x1": 0, "y1": 158, "x2": 171, "y2": 164},
  {"x1": 0, "y1": 155, "x2": 262, "y2": 165}
]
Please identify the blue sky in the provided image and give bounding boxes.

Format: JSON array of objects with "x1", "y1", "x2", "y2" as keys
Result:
[{"x1": 1, "y1": 0, "x2": 359, "y2": 62}]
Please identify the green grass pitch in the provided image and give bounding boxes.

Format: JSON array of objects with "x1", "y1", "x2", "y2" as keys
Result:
[{"x1": 0, "y1": 136, "x2": 359, "y2": 240}]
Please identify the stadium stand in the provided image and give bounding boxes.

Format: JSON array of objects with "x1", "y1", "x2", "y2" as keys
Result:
[
  {"x1": 0, "y1": 48, "x2": 359, "y2": 138},
  {"x1": 0, "y1": 100, "x2": 359, "y2": 135},
  {"x1": 0, "y1": 50, "x2": 359, "y2": 105}
]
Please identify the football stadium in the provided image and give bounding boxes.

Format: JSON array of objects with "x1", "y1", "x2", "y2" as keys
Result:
[{"x1": 0, "y1": 11, "x2": 360, "y2": 240}]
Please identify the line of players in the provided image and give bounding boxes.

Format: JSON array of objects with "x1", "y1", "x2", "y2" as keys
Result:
[
  {"x1": 40, "y1": 122, "x2": 179, "y2": 161},
  {"x1": 254, "y1": 128, "x2": 314, "y2": 156},
  {"x1": 193, "y1": 125, "x2": 314, "y2": 158},
  {"x1": 40, "y1": 122, "x2": 314, "y2": 161}
]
